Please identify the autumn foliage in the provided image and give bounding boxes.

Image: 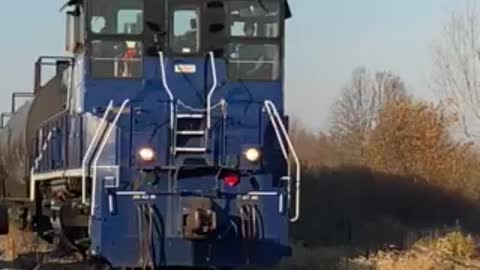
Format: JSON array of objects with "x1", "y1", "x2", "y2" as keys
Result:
[
  {"x1": 364, "y1": 98, "x2": 480, "y2": 199},
  {"x1": 294, "y1": 94, "x2": 480, "y2": 201}
]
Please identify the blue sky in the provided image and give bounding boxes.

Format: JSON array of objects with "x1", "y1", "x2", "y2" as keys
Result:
[
  {"x1": 285, "y1": 0, "x2": 458, "y2": 130},
  {"x1": 0, "y1": 0, "x2": 460, "y2": 130}
]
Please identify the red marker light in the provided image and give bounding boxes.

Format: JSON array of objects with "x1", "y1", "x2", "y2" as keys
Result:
[{"x1": 224, "y1": 173, "x2": 240, "y2": 187}]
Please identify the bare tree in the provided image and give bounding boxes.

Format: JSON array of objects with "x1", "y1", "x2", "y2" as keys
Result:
[
  {"x1": 331, "y1": 67, "x2": 407, "y2": 164},
  {"x1": 432, "y1": 0, "x2": 480, "y2": 139},
  {"x1": 290, "y1": 117, "x2": 344, "y2": 168}
]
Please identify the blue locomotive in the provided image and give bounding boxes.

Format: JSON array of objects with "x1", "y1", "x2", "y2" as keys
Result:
[{"x1": 0, "y1": 0, "x2": 299, "y2": 269}]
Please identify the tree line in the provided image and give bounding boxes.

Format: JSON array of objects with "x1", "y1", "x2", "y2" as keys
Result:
[{"x1": 292, "y1": 1, "x2": 480, "y2": 201}]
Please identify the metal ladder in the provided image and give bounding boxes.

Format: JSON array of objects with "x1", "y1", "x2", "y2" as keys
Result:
[
  {"x1": 158, "y1": 51, "x2": 219, "y2": 161},
  {"x1": 173, "y1": 111, "x2": 207, "y2": 155}
]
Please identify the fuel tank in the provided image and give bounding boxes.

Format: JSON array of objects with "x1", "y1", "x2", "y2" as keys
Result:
[{"x1": 0, "y1": 72, "x2": 67, "y2": 199}]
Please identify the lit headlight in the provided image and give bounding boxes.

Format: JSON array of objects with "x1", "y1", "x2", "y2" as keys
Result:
[
  {"x1": 244, "y1": 148, "x2": 261, "y2": 162},
  {"x1": 138, "y1": 147, "x2": 155, "y2": 162}
]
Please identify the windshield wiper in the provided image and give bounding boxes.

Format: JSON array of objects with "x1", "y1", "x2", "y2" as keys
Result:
[{"x1": 257, "y1": 0, "x2": 270, "y2": 13}]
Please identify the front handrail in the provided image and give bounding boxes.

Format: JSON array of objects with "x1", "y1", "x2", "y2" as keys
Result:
[
  {"x1": 206, "y1": 51, "x2": 219, "y2": 129},
  {"x1": 157, "y1": 51, "x2": 219, "y2": 130},
  {"x1": 158, "y1": 51, "x2": 175, "y2": 129},
  {"x1": 264, "y1": 100, "x2": 301, "y2": 222},
  {"x1": 90, "y1": 99, "x2": 130, "y2": 215},
  {"x1": 81, "y1": 100, "x2": 114, "y2": 204}
]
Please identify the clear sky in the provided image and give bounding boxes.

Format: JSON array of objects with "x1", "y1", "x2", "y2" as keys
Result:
[{"x1": 0, "y1": 0, "x2": 460, "y2": 131}]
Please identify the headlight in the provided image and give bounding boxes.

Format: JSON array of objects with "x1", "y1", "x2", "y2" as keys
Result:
[
  {"x1": 138, "y1": 147, "x2": 155, "y2": 162},
  {"x1": 244, "y1": 148, "x2": 261, "y2": 162}
]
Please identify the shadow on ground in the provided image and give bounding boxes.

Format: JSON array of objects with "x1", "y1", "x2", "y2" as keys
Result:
[{"x1": 281, "y1": 166, "x2": 480, "y2": 269}]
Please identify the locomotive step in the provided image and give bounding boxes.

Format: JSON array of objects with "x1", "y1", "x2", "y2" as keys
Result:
[
  {"x1": 176, "y1": 113, "x2": 204, "y2": 119},
  {"x1": 175, "y1": 147, "x2": 207, "y2": 153},
  {"x1": 176, "y1": 130, "x2": 205, "y2": 135}
]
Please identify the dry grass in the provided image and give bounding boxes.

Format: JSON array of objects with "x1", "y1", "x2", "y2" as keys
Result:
[
  {"x1": 356, "y1": 231, "x2": 479, "y2": 270},
  {"x1": 0, "y1": 226, "x2": 51, "y2": 261},
  {"x1": 276, "y1": 232, "x2": 479, "y2": 270},
  {"x1": 274, "y1": 244, "x2": 372, "y2": 270},
  {"x1": 354, "y1": 252, "x2": 437, "y2": 270}
]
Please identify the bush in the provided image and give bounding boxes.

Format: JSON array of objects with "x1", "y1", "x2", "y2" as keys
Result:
[
  {"x1": 418, "y1": 231, "x2": 475, "y2": 259},
  {"x1": 360, "y1": 231, "x2": 477, "y2": 270},
  {"x1": 365, "y1": 98, "x2": 480, "y2": 199}
]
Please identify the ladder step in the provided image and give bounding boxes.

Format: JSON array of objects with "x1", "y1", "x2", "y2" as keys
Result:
[
  {"x1": 175, "y1": 147, "x2": 207, "y2": 153},
  {"x1": 177, "y1": 113, "x2": 204, "y2": 119},
  {"x1": 176, "y1": 130, "x2": 205, "y2": 135}
]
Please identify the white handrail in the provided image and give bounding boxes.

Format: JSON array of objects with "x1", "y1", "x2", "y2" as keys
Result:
[
  {"x1": 265, "y1": 102, "x2": 292, "y2": 206},
  {"x1": 206, "y1": 51, "x2": 218, "y2": 129},
  {"x1": 265, "y1": 105, "x2": 291, "y2": 176},
  {"x1": 158, "y1": 51, "x2": 219, "y2": 129},
  {"x1": 158, "y1": 51, "x2": 175, "y2": 129},
  {"x1": 29, "y1": 128, "x2": 56, "y2": 201},
  {"x1": 264, "y1": 100, "x2": 301, "y2": 222},
  {"x1": 90, "y1": 99, "x2": 130, "y2": 216},
  {"x1": 81, "y1": 100, "x2": 114, "y2": 204}
]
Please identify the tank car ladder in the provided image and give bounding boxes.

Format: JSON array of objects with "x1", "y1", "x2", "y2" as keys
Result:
[
  {"x1": 29, "y1": 58, "x2": 76, "y2": 201},
  {"x1": 30, "y1": 129, "x2": 57, "y2": 201}
]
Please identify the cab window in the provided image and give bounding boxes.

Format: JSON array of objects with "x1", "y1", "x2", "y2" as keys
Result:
[
  {"x1": 89, "y1": 0, "x2": 144, "y2": 35},
  {"x1": 171, "y1": 8, "x2": 200, "y2": 54},
  {"x1": 88, "y1": 0, "x2": 144, "y2": 78},
  {"x1": 227, "y1": 43, "x2": 280, "y2": 81},
  {"x1": 91, "y1": 40, "x2": 143, "y2": 78},
  {"x1": 229, "y1": 1, "x2": 280, "y2": 38},
  {"x1": 227, "y1": 1, "x2": 282, "y2": 81}
]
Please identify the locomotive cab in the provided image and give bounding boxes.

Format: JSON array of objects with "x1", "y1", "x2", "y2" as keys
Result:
[{"x1": 65, "y1": 0, "x2": 288, "y2": 80}]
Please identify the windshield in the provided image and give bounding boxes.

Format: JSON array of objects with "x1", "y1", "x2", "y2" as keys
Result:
[
  {"x1": 229, "y1": 1, "x2": 280, "y2": 38},
  {"x1": 227, "y1": 43, "x2": 280, "y2": 80},
  {"x1": 90, "y1": 0, "x2": 144, "y2": 35},
  {"x1": 91, "y1": 40, "x2": 143, "y2": 78},
  {"x1": 170, "y1": 7, "x2": 200, "y2": 54}
]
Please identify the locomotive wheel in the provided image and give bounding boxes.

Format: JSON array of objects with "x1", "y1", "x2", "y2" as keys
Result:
[{"x1": 0, "y1": 204, "x2": 9, "y2": 235}]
